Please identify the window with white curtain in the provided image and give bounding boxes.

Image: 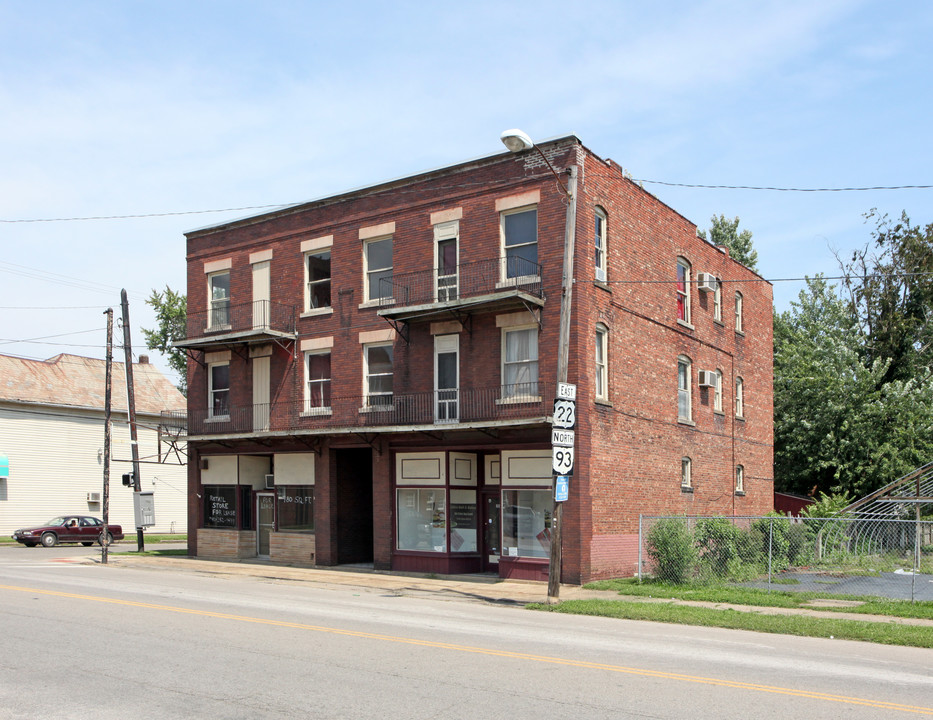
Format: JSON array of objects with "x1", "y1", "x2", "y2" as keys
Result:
[{"x1": 501, "y1": 326, "x2": 538, "y2": 399}]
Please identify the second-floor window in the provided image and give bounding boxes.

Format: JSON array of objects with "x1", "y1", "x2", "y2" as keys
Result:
[
  {"x1": 306, "y1": 250, "x2": 331, "y2": 310},
  {"x1": 208, "y1": 271, "x2": 230, "y2": 328},
  {"x1": 502, "y1": 207, "x2": 537, "y2": 279},
  {"x1": 677, "y1": 355, "x2": 692, "y2": 422},
  {"x1": 208, "y1": 362, "x2": 230, "y2": 419},
  {"x1": 713, "y1": 278, "x2": 722, "y2": 322},
  {"x1": 364, "y1": 237, "x2": 393, "y2": 302},
  {"x1": 676, "y1": 258, "x2": 691, "y2": 324},
  {"x1": 364, "y1": 342, "x2": 394, "y2": 407},
  {"x1": 502, "y1": 325, "x2": 538, "y2": 399},
  {"x1": 595, "y1": 323, "x2": 608, "y2": 401},
  {"x1": 304, "y1": 351, "x2": 331, "y2": 413},
  {"x1": 594, "y1": 207, "x2": 607, "y2": 282},
  {"x1": 735, "y1": 376, "x2": 745, "y2": 419},
  {"x1": 713, "y1": 369, "x2": 723, "y2": 413}
]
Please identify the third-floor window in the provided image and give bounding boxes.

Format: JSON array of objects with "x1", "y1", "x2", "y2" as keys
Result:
[{"x1": 306, "y1": 250, "x2": 331, "y2": 310}]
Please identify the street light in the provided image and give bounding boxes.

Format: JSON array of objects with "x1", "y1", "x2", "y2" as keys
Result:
[
  {"x1": 500, "y1": 129, "x2": 578, "y2": 602},
  {"x1": 500, "y1": 129, "x2": 573, "y2": 199}
]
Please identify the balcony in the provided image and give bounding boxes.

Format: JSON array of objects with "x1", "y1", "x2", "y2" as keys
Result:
[
  {"x1": 174, "y1": 300, "x2": 297, "y2": 350},
  {"x1": 171, "y1": 382, "x2": 554, "y2": 438},
  {"x1": 377, "y1": 256, "x2": 545, "y2": 323}
]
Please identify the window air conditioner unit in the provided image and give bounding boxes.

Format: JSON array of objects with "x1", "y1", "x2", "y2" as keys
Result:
[
  {"x1": 595, "y1": 266, "x2": 607, "y2": 283},
  {"x1": 698, "y1": 370, "x2": 717, "y2": 388},
  {"x1": 87, "y1": 492, "x2": 101, "y2": 503},
  {"x1": 264, "y1": 474, "x2": 275, "y2": 490},
  {"x1": 697, "y1": 272, "x2": 718, "y2": 293}
]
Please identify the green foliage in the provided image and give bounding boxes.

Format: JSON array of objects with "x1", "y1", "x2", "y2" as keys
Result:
[
  {"x1": 645, "y1": 518, "x2": 696, "y2": 584},
  {"x1": 840, "y1": 210, "x2": 933, "y2": 384},
  {"x1": 694, "y1": 517, "x2": 760, "y2": 581},
  {"x1": 142, "y1": 286, "x2": 188, "y2": 395},
  {"x1": 698, "y1": 214, "x2": 759, "y2": 271},
  {"x1": 773, "y1": 275, "x2": 933, "y2": 498},
  {"x1": 801, "y1": 492, "x2": 853, "y2": 518}
]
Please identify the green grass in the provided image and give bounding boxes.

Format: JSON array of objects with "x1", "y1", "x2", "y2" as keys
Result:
[
  {"x1": 583, "y1": 578, "x2": 933, "y2": 620},
  {"x1": 529, "y1": 599, "x2": 933, "y2": 648}
]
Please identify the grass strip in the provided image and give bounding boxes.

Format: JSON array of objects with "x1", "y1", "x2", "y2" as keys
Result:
[
  {"x1": 529, "y1": 599, "x2": 933, "y2": 648},
  {"x1": 585, "y1": 578, "x2": 933, "y2": 620}
]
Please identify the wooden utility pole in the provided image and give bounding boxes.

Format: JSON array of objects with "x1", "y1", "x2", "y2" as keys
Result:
[
  {"x1": 548, "y1": 165, "x2": 578, "y2": 603},
  {"x1": 121, "y1": 289, "x2": 144, "y2": 552},
  {"x1": 101, "y1": 308, "x2": 113, "y2": 564}
]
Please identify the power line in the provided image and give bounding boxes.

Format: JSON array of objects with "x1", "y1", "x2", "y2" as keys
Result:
[
  {"x1": 1, "y1": 179, "x2": 930, "y2": 224},
  {"x1": 636, "y1": 180, "x2": 933, "y2": 192}
]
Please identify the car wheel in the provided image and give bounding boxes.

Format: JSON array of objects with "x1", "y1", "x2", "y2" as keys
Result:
[
  {"x1": 81, "y1": 542, "x2": 93, "y2": 546},
  {"x1": 40, "y1": 532, "x2": 58, "y2": 548},
  {"x1": 23, "y1": 542, "x2": 37, "y2": 548},
  {"x1": 98, "y1": 532, "x2": 114, "y2": 546}
]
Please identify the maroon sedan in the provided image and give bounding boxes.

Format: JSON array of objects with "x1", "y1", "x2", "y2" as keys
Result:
[{"x1": 12, "y1": 516, "x2": 124, "y2": 547}]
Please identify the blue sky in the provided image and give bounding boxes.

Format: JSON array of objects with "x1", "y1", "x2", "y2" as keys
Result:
[{"x1": 2, "y1": 0, "x2": 931, "y2": 386}]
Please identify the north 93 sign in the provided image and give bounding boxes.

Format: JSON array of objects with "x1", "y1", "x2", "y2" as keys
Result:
[{"x1": 552, "y1": 446, "x2": 574, "y2": 475}]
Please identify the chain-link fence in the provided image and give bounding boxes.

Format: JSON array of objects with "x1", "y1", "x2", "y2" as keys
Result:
[{"x1": 638, "y1": 515, "x2": 933, "y2": 602}]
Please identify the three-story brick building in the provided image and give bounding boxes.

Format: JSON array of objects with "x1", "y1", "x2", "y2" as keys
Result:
[{"x1": 177, "y1": 134, "x2": 773, "y2": 583}]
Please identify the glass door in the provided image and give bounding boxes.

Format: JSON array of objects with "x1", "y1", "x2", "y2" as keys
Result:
[
  {"x1": 482, "y1": 493, "x2": 501, "y2": 572},
  {"x1": 434, "y1": 334, "x2": 459, "y2": 423},
  {"x1": 256, "y1": 492, "x2": 275, "y2": 557},
  {"x1": 435, "y1": 221, "x2": 459, "y2": 301}
]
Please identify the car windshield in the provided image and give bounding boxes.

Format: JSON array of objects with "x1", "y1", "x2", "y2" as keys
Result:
[{"x1": 45, "y1": 517, "x2": 67, "y2": 526}]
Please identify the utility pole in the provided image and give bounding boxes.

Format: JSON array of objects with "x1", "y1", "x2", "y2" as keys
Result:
[
  {"x1": 101, "y1": 308, "x2": 113, "y2": 564},
  {"x1": 121, "y1": 289, "x2": 144, "y2": 552},
  {"x1": 548, "y1": 165, "x2": 578, "y2": 603}
]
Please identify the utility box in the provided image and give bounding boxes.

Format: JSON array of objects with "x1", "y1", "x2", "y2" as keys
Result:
[{"x1": 133, "y1": 491, "x2": 156, "y2": 528}]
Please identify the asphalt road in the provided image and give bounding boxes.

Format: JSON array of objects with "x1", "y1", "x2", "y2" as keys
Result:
[{"x1": 1, "y1": 543, "x2": 932, "y2": 719}]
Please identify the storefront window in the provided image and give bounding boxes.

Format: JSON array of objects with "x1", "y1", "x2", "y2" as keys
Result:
[
  {"x1": 276, "y1": 485, "x2": 314, "y2": 532},
  {"x1": 449, "y1": 489, "x2": 477, "y2": 552},
  {"x1": 396, "y1": 488, "x2": 446, "y2": 552},
  {"x1": 203, "y1": 485, "x2": 237, "y2": 528},
  {"x1": 502, "y1": 489, "x2": 552, "y2": 558}
]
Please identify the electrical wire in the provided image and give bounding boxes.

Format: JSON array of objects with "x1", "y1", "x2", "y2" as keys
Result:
[{"x1": 0, "y1": 179, "x2": 929, "y2": 225}]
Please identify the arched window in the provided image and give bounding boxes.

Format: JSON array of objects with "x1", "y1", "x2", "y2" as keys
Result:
[
  {"x1": 681, "y1": 457, "x2": 692, "y2": 488},
  {"x1": 713, "y1": 369, "x2": 723, "y2": 412},
  {"x1": 735, "y1": 465, "x2": 745, "y2": 493},
  {"x1": 677, "y1": 258, "x2": 692, "y2": 324},
  {"x1": 735, "y1": 291, "x2": 744, "y2": 333},
  {"x1": 735, "y1": 376, "x2": 744, "y2": 418},
  {"x1": 677, "y1": 355, "x2": 692, "y2": 422},
  {"x1": 595, "y1": 207, "x2": 608, "y2": 281}
]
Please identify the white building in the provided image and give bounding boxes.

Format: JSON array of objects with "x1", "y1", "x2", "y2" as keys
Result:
[{"x1": 0, "y1": 353, "x2": 187, "y2": 537}]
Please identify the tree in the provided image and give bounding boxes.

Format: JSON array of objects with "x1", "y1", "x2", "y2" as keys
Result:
[
  {"x1": 773, "y1": 275, "x2": 933, "y2": 498},
  {"x1": 698, "y1": 214, "x2": 759, "y2": 272},
  {"x1": 142, "y1": 286, "x2": 187, "y2": 395},
  {"x1": 838, "y1": 210, "x2": 933, "y2": 384}
]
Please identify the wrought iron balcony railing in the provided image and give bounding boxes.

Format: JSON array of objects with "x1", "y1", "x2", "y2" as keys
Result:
[
  {"x1": 174, "y1": 300, "x2": 296, "y2": 347},
  {"x1": 378, "y1": 256, "x2": 543, "y2": 311},
  {"x1": 171, "y1": 382, "x2": 552, "y2": 436}
]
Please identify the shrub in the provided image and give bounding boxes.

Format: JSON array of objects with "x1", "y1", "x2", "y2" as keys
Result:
[{"x1": 646, "y1": 518, "x2": 696, "y2": 584}]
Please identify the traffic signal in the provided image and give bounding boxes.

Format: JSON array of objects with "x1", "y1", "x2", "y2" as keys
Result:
[{"x1": 122, "y1": 472, "x2": 134, "y2": 487}]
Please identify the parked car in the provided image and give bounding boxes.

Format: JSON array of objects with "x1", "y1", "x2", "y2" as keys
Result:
[{"x1": 12, "y1": 516, "x2": 124, "y2": 547}]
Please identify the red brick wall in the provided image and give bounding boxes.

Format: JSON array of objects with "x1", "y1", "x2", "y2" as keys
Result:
[{"x1": 184, "y1": 138, "x2": 774, "y2": 584}]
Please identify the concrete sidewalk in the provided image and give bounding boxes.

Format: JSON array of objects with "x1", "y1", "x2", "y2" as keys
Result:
[
  {"x1": 102, "y1": 551, "x2": 607, "y2": 606},
  {"x1": 100, "y1": 550, "x2": 933, "y2": 626}
]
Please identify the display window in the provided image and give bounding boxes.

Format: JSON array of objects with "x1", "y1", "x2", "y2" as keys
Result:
[
  {"x1": 397, "y1": 488, "x2": 447, "y2": 552},
  {"x1": 502, "y1": 489, "x2": 551, "y2": 558},
  {"x1": 276, "y1": 485, "x2": 314, "y2": 532}
]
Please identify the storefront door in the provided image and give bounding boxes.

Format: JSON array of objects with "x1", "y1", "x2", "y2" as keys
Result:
[
  {"x1": 256, "y1": 492, "x2": 275, "y2": 557},
  {"x1": 482, "y1": 493, "x2": 501, "y2": 572}
]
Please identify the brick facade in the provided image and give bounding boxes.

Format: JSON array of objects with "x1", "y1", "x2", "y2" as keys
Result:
[{"x1": 181, "y1": 135, "x2": 773, "y2": 584}]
